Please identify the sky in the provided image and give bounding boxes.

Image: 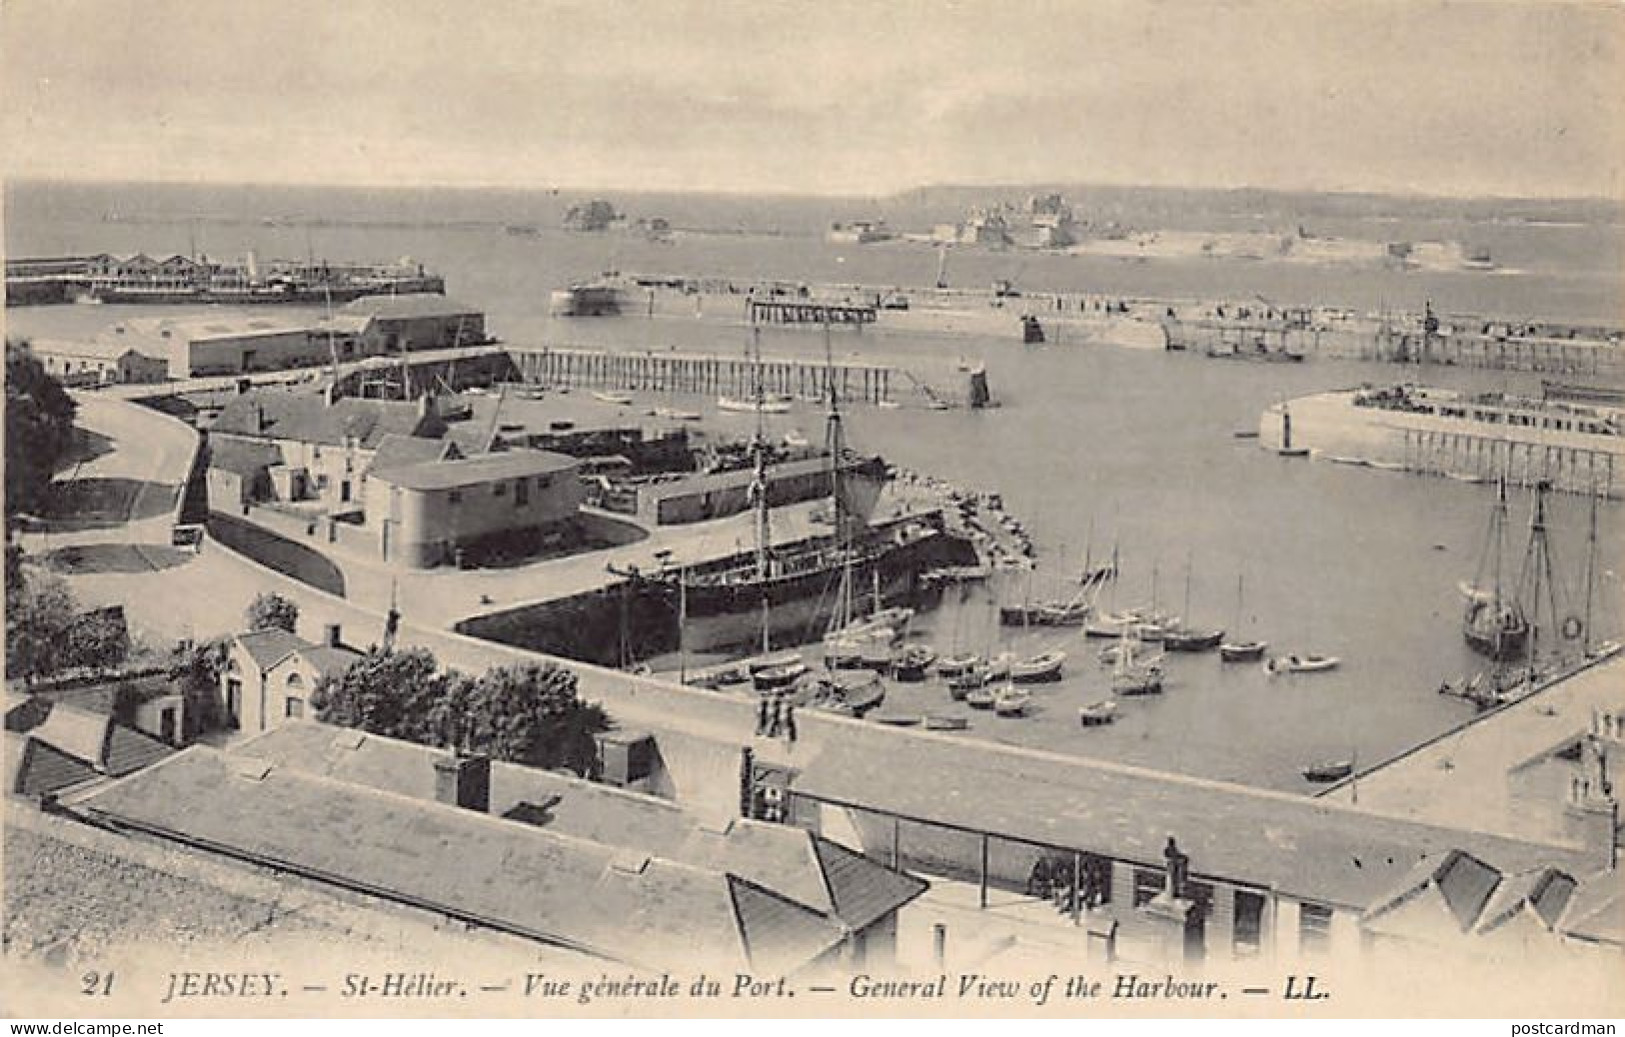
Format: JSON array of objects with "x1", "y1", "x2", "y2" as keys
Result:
[{"x1": 3, "y1": 0, "x2": 1622, "y2": 199}]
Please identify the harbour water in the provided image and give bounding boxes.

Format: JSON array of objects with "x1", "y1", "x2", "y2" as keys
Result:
[{"x1": 7, "y1": 181, "x2": 1623, "y2": 792}]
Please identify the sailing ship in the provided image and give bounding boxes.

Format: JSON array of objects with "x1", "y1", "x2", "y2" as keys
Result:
[
  {"x1": 1110, "y1": 630, "x2": 1164, "y2": 696},
  {"x1": 1009, "y1": 649, "x2": 1066, "y2": 683},
  {"x1": 1218, "y1": 573, "x2": 1267, "y2": 661},
  {"x1": 614, "y1": 322, "x2": 948, "y2": 653},
  {"x1": 993, "y1": 683, "x2": 1033, "y2": 716},
  {"x1": 1162, "y1": 558, "x2": 1224, "y2": 652},
  {"x1": 1460, "y1": 477, "x2": 1530, "y2": 660}
]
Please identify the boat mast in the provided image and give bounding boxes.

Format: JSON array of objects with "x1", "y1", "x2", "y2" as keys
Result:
[
  {"x1": 749, "y1": 321, "x2": 771, "y2": 581},
  {"x1": 1515, "y1": 480, "x2": 1563, "y2": 685},
  {"x1": 824, "y1": 317, "x2": 854, "y2": 634},
  {"x1": 1583, "y1": 478, "x2": 1599, "y2": 656}
]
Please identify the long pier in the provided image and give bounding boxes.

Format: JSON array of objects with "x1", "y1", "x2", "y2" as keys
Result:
[
  {"x1": 508, "y1": 344, "x2": 899, "y2": 404},
  {"x1": 745, "y1": 298, "x2": 876, "y2": 326}
]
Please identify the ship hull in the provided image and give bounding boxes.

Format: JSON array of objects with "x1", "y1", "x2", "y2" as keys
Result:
[{"x1": 628, "y1": 526, "x2": 966, "y2": 654}]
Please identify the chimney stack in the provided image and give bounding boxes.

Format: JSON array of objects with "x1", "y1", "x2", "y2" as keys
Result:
[
  {"x1": 324, "y1": 622, "x2": 342, "y2": 647},
  {"x1": 434, "y1": 752, "x2": 491, "y2": 813}
]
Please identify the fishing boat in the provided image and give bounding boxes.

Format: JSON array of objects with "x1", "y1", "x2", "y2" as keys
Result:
[
  {"x1": 750, "y1": 654, "x2": 808, "y2": 690},
  {"x1": 1010, "y1": 649, "x2": 1066, "y2": 683},
  {"x1": 924, "y1": 714, "x2": 969, "y2": 731},
  {"x1": 1111, "y1": 662, "x2": 1164, "y2": 696},
  {"x1": 1301, "y1": 759, "x2": 1355, "y2": 783},
  {"x1": 718, "y1": 394, "x2": 792, "y2": 414},
  {"x1": 993, "y1": 685, "x2": 1032, "y2": 716},
  {"x1": 1035, "y1": 601, "x2": 1090, "y2": 626},
  {"x1": 891, "y1": 644, "x2": 937, "y2": 681},
  {"x1": 806, "y1": 670, "x2": 886, "y2": 718},
  {"x1": 1263, "y1": 653, "x2": 1340, "y2": 675},
  {"x1": 966, "y1": 686, "x2": 997, "y2": 710},
  {"x1": 1163, "y1": 628, "x2": 1223, "y2": 652},
  {"x1": 1109, "y1": 625, "x2": 1164, "y2": 695},
  {"x1": 1219, "y1": 640, "x2": 1268, "y2": 662},
  {"x1": 1098, "y1": 638, "x2": 1164, "y2": 668},
  {"x1": 1078, "y1": 700, "x2": 1118, "y2": 726},
  {"x1": 1218, "y1": 573, "x2": 1267, "y2": 662},
  {"x1": 592, "y1": 391, "x2": 635, "y2": 406},
  {"x1": 653, "y1": 406, "x2": 703, "y2": 421},
  {"x1": 936, "y1": 652, "x2": 982, "y2": 677},
  {"x1": 1460, "y1": 478, "x2": 1530, "y2": 661}
]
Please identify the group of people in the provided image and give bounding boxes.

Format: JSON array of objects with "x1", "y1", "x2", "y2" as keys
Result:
[{"x1": 756, "y1": 692, "x2": 798, "y2": 742}]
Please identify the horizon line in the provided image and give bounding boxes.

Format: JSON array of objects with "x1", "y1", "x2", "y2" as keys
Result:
[{"x1": 5, "y1": 173, "x2": 1619, "y2": 208}]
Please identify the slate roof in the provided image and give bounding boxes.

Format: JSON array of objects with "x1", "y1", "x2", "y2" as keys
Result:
[
  {"x1": 74, "y1": 747, "x2": 845, "y2": 973},
  {"x1": 287, "y1": 645, "x2": 363, "y2": 680},
  {"x1": 7, "y1": 704, "x2": 174, "y2": 797},
  {"x1": 28, "y1": 337, "x2": 159, "y2": 361},
  {"x1": 341, "y1": 293, "x2": 477, "y2": 320},
  {"x1": 207, "y1": 438, "x2": 284, "y2": 478},
  {"x1": 791, "y1": 738, "x2": 1592, "y2": 909},
  {"x1": 231, "y1": 629, "x2": 310, "y2": 671},
  {"x1": 365, "y1": 434, "x2": 458, "y2": 476},
  {"x1": 1559, "y1": 879, "x2": 1625, "y2": 946},
  {"x1": 9, "y1": 737, "x2": 100, "y2": 797},
  {"x1": 211, "y1": 389, "x2": 447, "y2": 449},
  {"x1": 369, "y1": 449, "x2": 577, "y2": 492},
  {"x1": 233, "y1": 722, "x2": 925, "y2": 931}
]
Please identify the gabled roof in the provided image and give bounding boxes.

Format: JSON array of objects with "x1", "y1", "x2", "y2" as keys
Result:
[
  {"x1": 10, "y1": 737, "x2": 100, "y2": 797},
  {"x1": 233, "y1": 722, "x2": 925, "y2": 930},
  {"x1": 27, "y1": 337, "x2": 161, "y2": 362},
  {"x1": 231, "y1": 628, "x2": 310, "y2": 671},
  {"x1": 365, "y1": 433, "x2": 459, "y2": 476},
  {"x1": 18, "y1": 704, "x2": 173, "y2": 785},
  {"x1": 73, "y1": 747, "x2": 844, "y2": 973},
  {"x1": 286, "y1": 645, "x2": 363, "y2": 681},
  {"x1": 208, "y1": 439, "x2": 283, "y2": 478},
  {"x1": 1475, "y1": 867, "x2": 1576, "y2": 934},
  {"x1": 1558, "y1": 874, "x2": 1625, "y2": 946},
  {"x1": 341, "y1": 293, "x2": 475, "y2": 320},
  {"x1": 1362, "y1": 850, "x2": 1504, "y2": 940},
  {"x1": 210, "y1": 389, "x2": 448, "y2": 449}
]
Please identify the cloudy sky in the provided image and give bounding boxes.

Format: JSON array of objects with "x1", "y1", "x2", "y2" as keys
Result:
[{"x1": 3, "y1": 0, "x2": 1621, "y2": 198}]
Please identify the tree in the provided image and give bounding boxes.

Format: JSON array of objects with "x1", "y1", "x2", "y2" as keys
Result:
[
  {"x1": 168, "y1": 637, "x2": 229, "y2": 736},
  {"x1": 468, "y1": 662, "x2": 608, "y2": 775},
  {"x1": 5, "y1": 570, "x2": 78, "y2": 686},
  {"x1": 65, "y1": 607, "x2": 130, "y2": 675},
  {"x1": 311, "y1": 645, "x2": 448, "y2": 740},
  {"x1": 5, "y1": 339, "x2": 77, "y2": 523},
  {"x1": 245, "y1": 591, "x2": 300, "y2": 634},
  {"x1": 313, "y1": 649, "x2": 608, "y2": 776}
]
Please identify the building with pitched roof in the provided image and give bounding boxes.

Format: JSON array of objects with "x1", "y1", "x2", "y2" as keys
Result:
[
  {"x1": 101, "y1": 314, "x2": 322, "y2": 378},
  {"x1": 5, "y1": 702, "x2": 174, "y2": 801},
  {"x1": 27, "y1": 338, "x2": 168, "y2": 387},
  {"x1": 207, "y1": 388, "x2": 451, "y2": 510},
  {"x1": 233, "y1": 721, "x2": 927, "y2": 965},
  {"x1": 219, "y1": 624, "x2": 363, "y2": 736},
  {"x1": 67, "y1": 746, "x2": 848, "y2": 975},
  {"x1": 334, "y1": 293, "x2": 485, "y2": 352}
]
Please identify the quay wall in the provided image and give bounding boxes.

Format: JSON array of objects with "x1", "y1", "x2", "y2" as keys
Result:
[
  {"x1": 509, "y1": 344, "x2": 906, "y2": 404},
  {"x1": 1259, "y1": 391, "x2": 1624, "y2": 498}
]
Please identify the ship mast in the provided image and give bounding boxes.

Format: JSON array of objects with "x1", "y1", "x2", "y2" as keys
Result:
[
  {"x1": 1514, "y1": 479, "x2": 1565, "y2": 685},
  {"x1": 825, "y1": 317, "x2": 854, "y2": 633},
  {"x1": 749, "y1": 321, "x2": 772, "y2": 582}
]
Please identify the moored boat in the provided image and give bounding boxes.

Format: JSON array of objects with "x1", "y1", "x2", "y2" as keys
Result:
[
  {"x1": 1218, "y1": 639, "x2": 1268, "y2": 662},
  {"x1": 1302, "y1": 759, "x2": 1355, "y2": 783},
  {"x1": 891, "y1": 644, "x2": 938, "y2": 681},
  {"x1": 924, "y1": 714, "x2": 969, "y2": 731},
  {"x1": 936, "y1": 652, "x2": 982, "y2": 678},
  {"x1": 966, "y1": 686, "x2": 997, "y2": 710},
  {"x1": 1263, "y1": 653, "x2": 1340, "y2": 675},
  {"x1": 1010, "y1": 650, "x2": 1066, "y2": 683},
  {"x1": 993, "y1": 686, "x2": 1032, "y2": 716},
  {"x1": 1078, "y1": 700, "x2": 1118, "y2": 726},
  {"x1": 1163, "y1": 627, "x2": 1224, "y2": 652}
]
